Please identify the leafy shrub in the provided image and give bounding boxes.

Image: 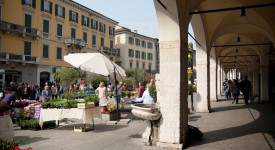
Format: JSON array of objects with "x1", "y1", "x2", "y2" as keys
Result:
[
  {"x1": 84, "y1": 94, "x2": 99, "y2": 103},
  {"x1": 0, "y1": 139, "x2": 20, "y2": 150}
]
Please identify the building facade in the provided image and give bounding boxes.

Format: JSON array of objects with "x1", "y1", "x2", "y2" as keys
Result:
[
  {"x1": 115, "y1": 26, "x2": 159, "y2": 73},
  {"x1": 0, "y1": 0, "x2": 118, "y2": 87}
]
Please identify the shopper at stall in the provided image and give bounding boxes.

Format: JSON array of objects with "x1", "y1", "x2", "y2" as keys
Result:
[{"x1": 1, "y1": 87, "x2": 16, "y2": 106}]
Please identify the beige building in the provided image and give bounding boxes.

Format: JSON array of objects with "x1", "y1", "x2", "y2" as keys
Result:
[
  {"x1": 115, "y1": 26, "x2": 159, "y2": 73},
  {"x1": 0, "y1": 0, "x2": 118, "y2": 87}
]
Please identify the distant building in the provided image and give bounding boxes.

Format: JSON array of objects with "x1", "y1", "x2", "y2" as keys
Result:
[
  {"x1": 115, "y1": 26, "x2": 159, "y2": 73},
  {"x1": 0, "y1": 0, "x2": 118, "y2": 87}
]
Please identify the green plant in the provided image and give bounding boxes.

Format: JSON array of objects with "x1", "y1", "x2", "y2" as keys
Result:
[
  {"x1": 54, "y1": 67, "x2": 78, "y2": 87},
  {"x1": 90, "y1": 74, "x2": 108, "y2": 90},
  {"x1": 0, "y1": 139, "x2": 20, "y2": 150},
  {"x1": 149, "y1": 82, "x2": 157, "y2": 101},
  {"x1": 84, "y1": 94, "x2": 99, "y2": 103},
  {"x1": 61, "y1": 92, "x2": 76, "y2": 100}
]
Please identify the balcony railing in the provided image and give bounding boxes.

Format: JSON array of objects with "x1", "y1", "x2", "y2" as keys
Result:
[
  {"x1": 100, "y1": 46, "x2": 118, "y2": 55},
  {"x1": 0, "y1": 20, "x2": 39, "y2": 39},
  {"x1": 0, "y1": 52, "x2": 38, "y2": 64},
  {"x1": 64, "y1": 38, "x2": 86, "y2": 48}
]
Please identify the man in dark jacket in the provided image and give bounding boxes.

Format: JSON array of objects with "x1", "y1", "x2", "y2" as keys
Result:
[{"x1": 240, "y1": 76, "x2": 252, "y2": 104}]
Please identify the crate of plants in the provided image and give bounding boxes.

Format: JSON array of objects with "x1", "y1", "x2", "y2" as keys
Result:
[{"x1": 41, "y1": 99, "x2": 78, "y2": 109}]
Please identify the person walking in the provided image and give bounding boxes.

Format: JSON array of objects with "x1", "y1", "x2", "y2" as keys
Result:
[
  {"x1": 240, "y1": 76, "x2": 252, "y2": 104},
  {"x1": 231, "y1": 79, "x2": 240, "y2": 104}
]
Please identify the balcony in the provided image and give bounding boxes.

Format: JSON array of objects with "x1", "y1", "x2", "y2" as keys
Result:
[
  {"x1": 0, "y1": 52, "x2": 39, "y2": 64},
  {"x1": 0, "y1": 21, "x2": 39, "y2": 39},
  {"x1": 64, "y1": 38, "x2": 86, "y2": 52},
  {"x1": 100, "y1": 46, "x2": 118, "y2": 55}
]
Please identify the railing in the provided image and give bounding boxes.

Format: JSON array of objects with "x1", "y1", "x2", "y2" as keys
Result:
[
  {"x1": 0, "y1": 52, "x2": 38, "y2": 64},
  {"x1": 100, "y1": 46, "x2": 118, "y2": 55},
  {"x1": 64, "y1": 38, "x2": 86, "y2": 48},
  {"x1": 0, "y1": 20, "x2": 39, "y2": 38}
]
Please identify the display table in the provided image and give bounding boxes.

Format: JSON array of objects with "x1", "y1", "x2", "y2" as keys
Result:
[
  {"x1": 0, "y1": 115, "x2": 14, "y2": 141},
  {"x1": 39, "y1": 107, "x2": 101, "y2": 129}
]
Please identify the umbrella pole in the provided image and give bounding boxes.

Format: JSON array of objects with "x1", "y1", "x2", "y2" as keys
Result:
[{"x1": 114, "y1": 66, "x2": 120, "y2": 122}]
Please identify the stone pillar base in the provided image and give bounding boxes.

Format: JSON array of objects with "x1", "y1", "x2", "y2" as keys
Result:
[{"x1": 156, "y1": 142, "x2": 183, "y2": 149}]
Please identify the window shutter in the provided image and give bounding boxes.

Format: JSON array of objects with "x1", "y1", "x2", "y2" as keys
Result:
[
  {"x1": 81, "y1": 15, "x2": 84, "y2": 25},
  {"x1": 49, "y1": 2, "x2": 52, "y2": 14},
  {"x1": 87, "y1": 17, "x2": 90, "y2": 27},
  {"x1": 32, "y1": 0, "x2": 36, "y2": 8},
  {"x1": 41, "y1": 0, "x2": 44, "y2": 11},
  {"x1": 76, "y1": 12, "x2": 78, "y2": 23},
  {"x1": 22, "y1": 0, "x2": 25, "y2": 5},
  {"x1": 69, "y1": 10, "x2": 72, "y2": 21},
  {"x1": 62, "y1": 7, "x2": 65, "y2": 18},
  {"x1": 55, "y1": 4, "x2": 58, "y2": 16}
]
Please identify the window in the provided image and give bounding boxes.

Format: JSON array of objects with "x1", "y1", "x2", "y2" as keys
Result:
[
  {"x1": 56, "y1": 47, "x2": 62, "y2": 60},
  {"x1": 135, "y1": 39, "x2": 140, "y2": 46},
  {"x1": 41, "y1": 0, "x2": 52, "y2": 14},
  {"x1": 129, "y1": 37, "x2": 134, "y2": 44},
  {"x1": 129, "y1": 61, "x2": 133, "y2": 68},
  {"x1": 22, "y1": 0, "x2": 36, "y2": 8},
  {"x1": 149, "y1": 63, "x2": 152, "y2": 72},
  {"x1": 42, "y1": 44, "x2": 49, "y2": 58},
  {"x1": 69, "y1": 10, "x2": 78, "y2": 23},
  {"x1": 55, "y1": 4, "x2": 65, "y2": 18},
  {"x1": 147, "y1": 42, "x2": 153, "y2": 49},
  {"x1": 83, "y1": 32, "x2": 87, "y2": 43},
  {"x1": 43, "y1": 19, "x2": 49, "y2": 38},
  {"x1": 117, "y1": 36, "x2": 120, "y2": 44},
  {"x1": 91, "y1": 19, "x2": 98, "y2": 30},
  {"x1": 142, "y1": 40, "x2": 146, "y2": 48},
  {"x1": 24, "y1": 41, "x2": 31, "y2": 55},
  {"x1": 135, "y1": 50, "x2": 140, "y2": 59},
  {"x1": 117, "y1": 49, "x2": 120, "y2": 56},
  {"x1": 109, "y1": 26, "x2": 114, "y2": 36},
  {"x1": 71, "y1": 28, "x2": 75, "y2": 39},
  {"x1": 142, "y1": 52, "x2": 146, "y2": 60},
  {"x1": 147, "y1": 53, "x2": 153, "y2": 60},
  {"x1": 99, "y1": 22, "x2": 105, "y2": 33},
  {"x1": 82, "y1": 15, "x2": 89, "y2": 27},
  {"x1": 142, "y1": 62, "x2": 145, "y2": 69},
  {"x1": 25, "y1": 14, "x2": 32, "y2": 33},
  {"x1": 110, "y1": 40, "x2": 113, "y2": 49},
  {"x1": 57, "y1": 24, "x2": 62, "y2": 36},
  {"x1": 136, "y1": 61, "x2": 139, "y2": 68},
  {"x1": 100, "y1": 37, "x2": 104, "y2": 47},
  {"x1": 92, "y1": 35, "x2": 96, "y2": 45},
  {"x1": 128, "y1": 49, "x2": 134, "y2": 57}
]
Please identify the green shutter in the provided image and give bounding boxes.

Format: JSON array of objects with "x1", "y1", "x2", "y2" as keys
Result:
[
  {"x1": 55, "y1": 4, "x2": 58, "y2": 16},
  {"x1": 32, "y1": 0, "x2": 36, "y2": 8},
  {"x1": 62, "y1": 7, "x2": 65, "y2": 18},
  {"x1": 41, "y1": 0, "x2": 44, "y2": 11},
  {"x1": 49, "y1": 2, "x2": 52, "y2": 14},
  {"x1": 76, "y1": 12, "x2": 78, "y2": 23},
  {"x1": 69, "y1": 10, "x2": 72, "y2": 21}
]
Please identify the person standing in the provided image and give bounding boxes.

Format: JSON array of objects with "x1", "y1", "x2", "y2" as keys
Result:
[
  {"x1": 240, "y1": 76, "x2": 252, "y2": 104},
  {"x1": 231, "y1": 79, "x2": 240, "y2": 104},
  {"x1": 1, "y1": 87, "x2": 16, "y2": 106},
  {"x1": 137, "y1": 82, "x2": 145, "y2": 98},
  {"x1": 42, "y1": 86, "x2": 51, "y2": 102},
  {"x1": 95, "y1": 82, "x2": 108, "y2": 106}
]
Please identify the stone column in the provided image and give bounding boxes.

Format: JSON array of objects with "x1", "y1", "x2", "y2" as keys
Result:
[
  {"x1": 210, "y1": 55, "x2": 216, "y2": 101},
  {"x1": 253, "y1": 68, "x2": 259, "y2": 96},
  {"x1": 154, "y1": 0, "x2": 188, "y2": 148},
  {"x1": 260, "y1": 65, "x2": 269, "y2": 101},
  {"x1": 217, "y1": 59, "x2": 221, "y2": 97}
]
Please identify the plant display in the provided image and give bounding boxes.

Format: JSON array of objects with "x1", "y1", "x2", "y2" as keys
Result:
[
  {"x1": 106, "y1": 104, "x2": 116, "y2": 112},
  {"x1": 18, "y1": 119, "x2": 41, "y2": 130},
  {"x1": 0, "y1": 139, "x2": 21, "y2": 150},
  {"x1": 84, "y1": 94, "x2": 99, "y2": 104},
  {"x1": 60, "y1": 92, "x2": 76, "y2": 100},
  {"x1": 149, "y1": 82, "x2": 157, "y2": 101},
  {"x1": 42, "y1": 99, "x2": 78, "y2": 108}
]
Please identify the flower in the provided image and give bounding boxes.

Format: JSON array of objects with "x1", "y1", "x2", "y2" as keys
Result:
[{"x1": 106, "y1": 104, "x2": 116, "y2": 112}]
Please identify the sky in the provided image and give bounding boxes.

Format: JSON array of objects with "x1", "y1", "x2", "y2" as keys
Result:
[{"x1": 75, "y1": 0, "x2": 195, "y2": 45}]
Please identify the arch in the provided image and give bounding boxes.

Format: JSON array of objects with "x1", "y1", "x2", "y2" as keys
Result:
[{"x1": 40, "y1": 71, "x2": 50, "y2": 88}]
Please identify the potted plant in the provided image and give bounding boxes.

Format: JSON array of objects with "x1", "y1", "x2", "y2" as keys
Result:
[{"x1": 84, "y1": 95, "x2": 99, "y2": 106}]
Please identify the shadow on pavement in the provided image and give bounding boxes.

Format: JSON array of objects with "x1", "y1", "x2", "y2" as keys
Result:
[{"x1": 14, "y1": 136, "x2": 49, "y2": 145}]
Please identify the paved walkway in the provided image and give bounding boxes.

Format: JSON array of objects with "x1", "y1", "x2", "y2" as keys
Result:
[{"x1": 14, "y1": 96, "x2": 275, "y2": 150}]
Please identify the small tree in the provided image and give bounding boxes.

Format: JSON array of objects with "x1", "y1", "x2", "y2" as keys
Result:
[
  {"x1": 90, "y1": 74, "x2": 108, "y2": 90},
  {"x1": 54, "y1": 67, "x2": 78, "y2": 87}
]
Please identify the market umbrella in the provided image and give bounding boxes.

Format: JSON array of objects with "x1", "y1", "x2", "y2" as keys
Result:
[
  {"x1": 64, "y1": 52, "x2": 126, "y2": 121},
  {"x1": 64, "y1": 53, "x2": 126, "y2": 79}
]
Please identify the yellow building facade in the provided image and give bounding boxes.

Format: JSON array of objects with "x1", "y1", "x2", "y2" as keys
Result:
[{"x1": 0, "y1": 0, "x2": 118, "y2": 87}]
